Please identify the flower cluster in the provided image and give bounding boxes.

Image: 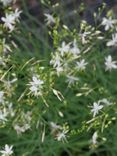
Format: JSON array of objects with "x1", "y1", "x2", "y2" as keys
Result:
[
  {"x1": 1, "y1": 9, "x2": 22, "y2": 32},
  {"x1": 0, "y1": 1, "x2": 22, "y2": 155},
  {"x1": 0, "y1": 1, "x2": 117, "y2": 156}
]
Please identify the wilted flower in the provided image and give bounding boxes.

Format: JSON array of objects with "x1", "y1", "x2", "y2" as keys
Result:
[
  {"x1": 91, "y1": 131, "x2": 98, "y2": 147},
  {"x1": 50, "y1": 122, "x2": 62, "y2": 134},
  {"x1": 99, "y1": 98, "x2": 112, "y2": 106}
]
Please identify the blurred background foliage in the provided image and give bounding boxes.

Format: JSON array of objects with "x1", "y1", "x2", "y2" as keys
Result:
[{"x1": 10, "y1": 0, "x2": 117, "y2": 58}]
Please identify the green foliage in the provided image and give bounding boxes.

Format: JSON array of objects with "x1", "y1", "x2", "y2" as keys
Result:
[{"x1": 0, "y1": 1, "x2": 117, "y2": 156}]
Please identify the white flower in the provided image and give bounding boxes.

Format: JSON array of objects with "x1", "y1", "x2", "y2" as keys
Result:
[
  {"x1": 1, "y1": 13, "x2": 15, "y2": 31},
  {"x1": 1, "y1": 9, "x2": 22, "y2": 31},
  {"x1": 29, "y1": 76, "x2": 44, "y2": 96},
  {"x1": 3, "y1": 78, "x2": 17, "y2": 91},
  {"x1": 105, "y1": 55, "x2": 117, "y2": 71},
  {"x1": 58, "y1": 42, "x2": 70, "y2": 56},
  {"x1": 44, "y1": 13, "x2": 55, "y2": 25},
  {"x1": 0, "y1": 144, "x2": 13, "y2": 156},
  {"x1": 70, "y1": 39, "x2": 80, "y2": 56},
  {"x1": 0, "y1": 91, "x2": 4, "y2": 104},
  {"x1": 91, "y1": 131, "x2": 98, "y2": 145},
  {"x1": 107, "y1": 33, "x2": 117, "y2": 46},
  {"x1": 56, "y1": 130, "x2": 68, "y2": 142},
  {"x1": 29, "y1": 85, "x2": 38, "y2": 95},
  {"x1": 13, "y1": 112, "x2": 31, "y2": 135},
  {"x1": 66, "y1": 75, "x2": 79, "y2": 85},
  {"x1": 14, "y1": 124, "x2": 31, "y2": 135},
  {"x1": 1, "y1": 0, "x2": 12, "y2": 6},
  {"x1": 50, "y1": 53, "x2": 61, "y2": 68},
  {"x1": 101, "y1": 17, "x2": 116, "y2": 31},
  {"x1": 24, "y1": 111, "x2": 32, "y2": 122},
  {"x1": 14, "y1": 124, "x2": 25, "y2": 134},
  {"x1": 91, "y1": 102, "x2": 103, "y2": 117},
  {"x1": 56, "y1": 66, "x2": 64, "y2": 76},
  {"x1": 76, "y1": 59, "x2": 88, "y2": 71},
  {"x1": 30, "y1": 76, "x2": 44, "y2": 86},
  {"x1": 12, "y1": 8, "x2": 22, "y2": 22}
]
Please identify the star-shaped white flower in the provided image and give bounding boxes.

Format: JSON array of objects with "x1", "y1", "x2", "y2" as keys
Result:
[
  {"x1": 30, "y1": 76, "x2": 44, "y2": 86},
  {"x1": 12, "y1": 8, "x2": 22, "y2": 22},
  {"x1": 76, "y1": 59, "x2": 88, "y2": 71},
  {"x1": 1, "y1": 9, "x2": 22, "y2": 31},
  {"x1": 91, "y1": 102, "x2": 103, "y2": 117},
  {"x1": 1, "y1": 13, "x2": 15, "y2": 31},
  {"x1": 14, "y1": 124, "x2": 30, "y2": 135},
  {"x1": 44, "y1": 13, "x2": 55, "y2": 25},
  {"x1": 66, "y1": 75, "x2": 79, "y2": 85},
  {"x1": 0, "y1": 144, "x2": 13, "y2": 156},
  {"x1": 58, "y1": 42, "x2": 70, "y2": 56},
  {"x1": 101, "y1": 17, "x2": 116, "y2": 31},
  {"x1": 107, "y1": 33, "x2": 117, "y2": 47},
  {"x1": 29, "y1": 76, "x2": 44, "y2": 96},
  {"x1": 70, "y1": 39, "x2": 80, "y2": 56},
  {"x1": 56, "y1": 66, "x2": 64, "y2": 76},
  {"x1": 105, "y1": 55, "x2": 117, "y2": 71},
  {"x1": 50, "y1": 53, "x2": 61, "y2": 68},
  {"x1": 56, "y1": 130, "x2": 68, "y2": 142}
]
